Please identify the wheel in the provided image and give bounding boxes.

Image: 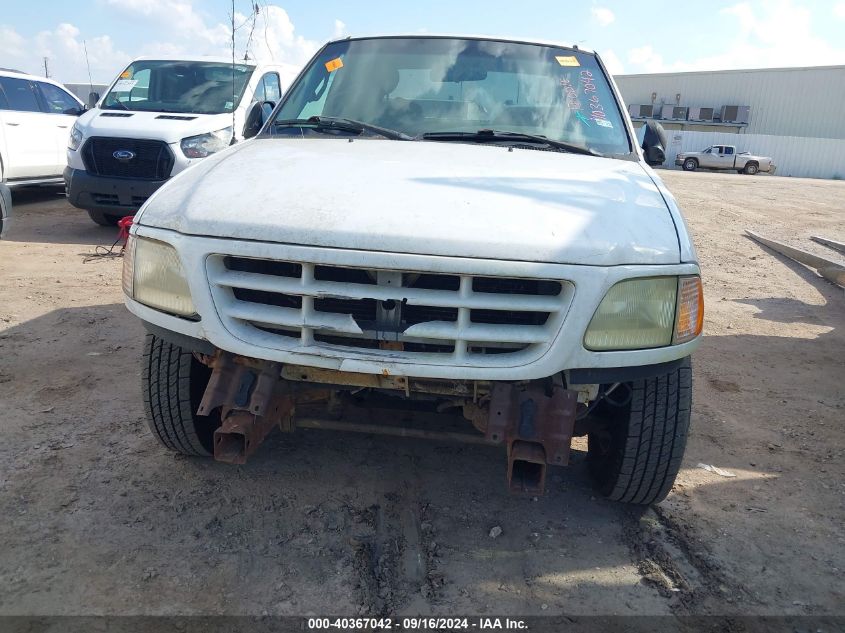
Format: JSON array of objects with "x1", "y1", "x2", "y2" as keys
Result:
[
  {"x1": 142, "y1": 333, "x2": 220, "y2": 456},
  {"x1": 86, "y1": 209, "x2": 122, "y2": 226},
  {"x1": 587, "y1": 357, "x2": 692, "y2": 505},
  {"x1": 743, "y1": 163, "x2": 759, "y2": 175},
  {"x1": 682, "y1": 158, "x2": 697, "y2": 171}
]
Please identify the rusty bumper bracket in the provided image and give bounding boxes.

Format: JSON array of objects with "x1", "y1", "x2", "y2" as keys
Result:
[
  {"x1": 485, "y1": 384, "x2": 577, "y2": 495},
  {"x1": 197, "y1": 353, "x2": 293, "y2": 465}
]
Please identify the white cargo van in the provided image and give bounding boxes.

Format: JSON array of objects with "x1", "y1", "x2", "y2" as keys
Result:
[{"x1": 65, "y1": 56, "x2": 285, "y2": 226}]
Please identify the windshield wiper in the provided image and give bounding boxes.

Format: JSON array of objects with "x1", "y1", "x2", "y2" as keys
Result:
[
  {"x1": 420, "y1": 130, "x2": 601, "y2": 156},
  {"x1": 104, "y1": 99, "x2": 130, "y2": 111},
  {"x1": 273, "y1": 116, "x2": 412, "y2": 140}
]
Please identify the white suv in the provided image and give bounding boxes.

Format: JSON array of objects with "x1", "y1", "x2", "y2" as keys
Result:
[{"x1": 0, "y1": 69, "x2": 85, "y2": 186}]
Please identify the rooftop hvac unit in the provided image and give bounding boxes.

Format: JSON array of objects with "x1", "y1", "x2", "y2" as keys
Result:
[
  {"x1": 688, "y1": 107, "x2": 714, "y2": 122},
  {"x1": 660, "y1": 105, "x2": 688, "y2": 121},
  {"x1": 628, "y1": 104, "x2": 654, "y2": 118},
  {"x1": 720, "y1": 105, "x2": 750, "y2": 124}
]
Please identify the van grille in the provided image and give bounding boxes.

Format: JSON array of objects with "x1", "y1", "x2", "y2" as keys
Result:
[
  {"x1": 207, "y1": 255, "x2": 570, "y2": 363},
  {"x1": 81, "y1": 137, "x2": 173, "y2": 180}
]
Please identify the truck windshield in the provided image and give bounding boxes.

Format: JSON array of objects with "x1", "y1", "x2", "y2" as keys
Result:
[
  {"x1": 271, "y1": 37, "x2": 631, "y2": 156},
  {"x1": 102, "y1": 60, "x2": 255, "y2": 115}
]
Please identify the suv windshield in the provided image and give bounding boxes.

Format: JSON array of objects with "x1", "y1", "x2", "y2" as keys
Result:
[
  {"x1": 271, "y1": 37, "x2": 631, "y2": 156},
  {"x1": 102, "y1": 60, "x2": 255, "y2": 115}
]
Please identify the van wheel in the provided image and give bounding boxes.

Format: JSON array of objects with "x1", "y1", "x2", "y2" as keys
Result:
[
  {"x1": 587, "y1": 357, "x2": 692, "y2": 505},
  {"x1": 743, "y1": 163, "x2": 759, "y2": 175},
  {"x1": 86, "y1": 209, "x2": 123, "y2": 226},
  {"x1": 142, "y1": 334, "x2": 220, "y2": 456},
  {"x1": 682, "y1": 158, "x2": 697, "y2": 171}
]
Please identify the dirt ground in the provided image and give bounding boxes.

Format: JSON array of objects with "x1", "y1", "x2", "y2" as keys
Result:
[{"x1": 0, "y1": 170, "x2": 843, "y2": 619}]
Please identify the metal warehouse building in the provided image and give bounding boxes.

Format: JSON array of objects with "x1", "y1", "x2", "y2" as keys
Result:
[{"x1": 614, "y1": 65, "x2": 845, "y2": 179}]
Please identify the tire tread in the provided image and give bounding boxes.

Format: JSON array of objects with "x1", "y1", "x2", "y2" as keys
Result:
[{"x1": 142, "y1": 334, "x2": 212, "y2": 456}]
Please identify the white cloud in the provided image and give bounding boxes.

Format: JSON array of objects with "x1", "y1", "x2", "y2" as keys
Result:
[
  {"x1": 627, "y1": 45, "x2": 665, "y2": 72},
  {"x1": 333, "y1": 19, "x2": 347, "y2": 39},
  {"x1": 2, "y1": 3, "x2": 338, "y2": 87},
  {"x1": 236, "y1": 5, "x2": 321, "y2": 86},
  {"x1": 0, "y1": 25, "x2": 26, "y2": 60},
  {"x1": 600, "y1": 49, "x2": 625, "y2": 75},
  {"x1": 625, "y1": 0, "x2": 845, "y2": 73},
  {"x1": 8, "y1": 22, "x2": 132, "y2": 83},
  {"x1": 833, "y1": 1, "x2": 845, "y2": 18},
  {"x1": 590, "y1": 7, "x2": 615, "y2": 27}
]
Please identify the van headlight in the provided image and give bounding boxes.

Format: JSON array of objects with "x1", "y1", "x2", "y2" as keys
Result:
[
  {"x1": 123, "y1": 236, "x2": 196, "y2": 317},
  {"x1": 584, "y1": 276, "x2": 703, "y2": 351},
  {"x1": 180, "y1": 126, "x2": 233, "y2": 158},
  {"x1": 68, "y1": 123, "x2": 84, "y2": 150}
]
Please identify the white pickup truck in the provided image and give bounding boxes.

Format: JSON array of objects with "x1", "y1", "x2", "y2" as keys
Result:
[
  {"x1": 122, "y1": 35, "x2": 703, "y2": 503},
  {"x1": 676, "y1": 145, "x2": 775, "y2": 175}
]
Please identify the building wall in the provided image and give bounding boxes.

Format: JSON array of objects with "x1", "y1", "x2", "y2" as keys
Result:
[{"x1": 615, "y1": 66, "x2": 845, "y2": 139}]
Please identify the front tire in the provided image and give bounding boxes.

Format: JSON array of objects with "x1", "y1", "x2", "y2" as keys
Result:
[
  {"x1": 142, "y1": 334, "x2": 220, "y2": 456},
  {"x1": 587, "y1": 358, "x2": 692, "y2": 505},
  {"x1": 682, "y1": 158, "x2": 698, "y2": 171},
  {"x1": 743, "y1": 163, "x2": 759, "y2": 175},
  {"x1": 86, "y1": 209, "x2": 123, "y2": 226}
]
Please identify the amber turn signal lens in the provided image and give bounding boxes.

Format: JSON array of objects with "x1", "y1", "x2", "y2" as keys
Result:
[{"x1": 674, "y1": 276, "x2": 704, "y2": 344}]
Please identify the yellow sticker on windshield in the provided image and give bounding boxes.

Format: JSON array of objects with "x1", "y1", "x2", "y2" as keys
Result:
[
  {"x1": 555, "y1": 55, "x2": 580, "y2": 67},
  {"x1": 325, "y1": 57, "x2": 344, "y2": 72},
  {"x1": 119, "y1": 70, "x2": 132, "y2": 78}
]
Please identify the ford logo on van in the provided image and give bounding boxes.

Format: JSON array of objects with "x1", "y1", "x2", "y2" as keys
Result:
[{"x1": 113, "y1": 150, "x2": 136, "y2": 162}]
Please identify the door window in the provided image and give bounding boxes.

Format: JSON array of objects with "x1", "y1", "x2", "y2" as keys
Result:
[
  {"x1": 253, "y1": 72, "x2": 281, "y2": 104},
  {"x1": 36, "y1": 82, "x2": 81, "y2": 114},
  {"x1": 724, "y1": 146, "x2": 734, "y2": 155},
  {"x1": 0, "y1": 77, "x2": 41, "y2": 112},
  {"x1": 262, "y1": 73, "x2": 281, "y2": 102}
]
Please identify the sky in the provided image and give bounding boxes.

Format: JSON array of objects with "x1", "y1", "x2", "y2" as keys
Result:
[{"x1": 2, "y1": 0, "x2": 845, "y2": 86}]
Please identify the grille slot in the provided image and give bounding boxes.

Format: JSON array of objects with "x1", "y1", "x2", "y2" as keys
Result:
[
  {"x1": 90, "y1": 193, "x2": 149, "y2": 208},
  {"x1": 207, "y1": 255, "x2": 570, "y2": 362},
  {"x1": 81, "y1": 137, "x2": 174, "y2": 180}
]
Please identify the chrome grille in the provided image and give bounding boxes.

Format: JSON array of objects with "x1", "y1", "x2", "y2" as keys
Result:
[{"x1": 207, "y1": 255, "x2": 571, "y2": 364}]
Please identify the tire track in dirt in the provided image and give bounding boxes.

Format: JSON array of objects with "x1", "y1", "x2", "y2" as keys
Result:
[
  {"x1": 349, "y1": 447, "x2": 442, "y2": 615},
  {"x1": 622, "y1": 504, "x2": 756, "y2": 614}
]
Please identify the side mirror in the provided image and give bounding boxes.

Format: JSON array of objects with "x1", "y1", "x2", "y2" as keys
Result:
[
  {"x1": 87, "y1": 92, "x2": 100, "y2": 109},
  {"x1": 243, "y1": 100, "x2": 275, "y2": 139},
  {"x1": 641, "y1": 120, "x2": 667, "y2": 166}
]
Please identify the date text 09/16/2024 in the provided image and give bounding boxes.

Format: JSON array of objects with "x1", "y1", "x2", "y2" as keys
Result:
[{"x1": 307, "y1": 617, "x2": 529, "y2": 630}]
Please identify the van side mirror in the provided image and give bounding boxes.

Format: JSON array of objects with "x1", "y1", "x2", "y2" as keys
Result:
[
  {"x1": 243, "y1": 100, "x2": 275, "y2": 139},
  {"x1": 641, "y1": 120, "x2": 667, "y2": 166},
  {"x1": 87, "y1": 92, "x2": 100, "y2": 109}
]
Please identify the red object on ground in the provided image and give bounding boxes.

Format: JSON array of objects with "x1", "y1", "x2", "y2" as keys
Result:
[{"x1": 117, "y1": 216, "x2": 134, "y2": 248}]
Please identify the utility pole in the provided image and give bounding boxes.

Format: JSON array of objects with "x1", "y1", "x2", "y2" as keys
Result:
[{"x1": 43, "y1": 57, "x2": 49, "y2": 78}]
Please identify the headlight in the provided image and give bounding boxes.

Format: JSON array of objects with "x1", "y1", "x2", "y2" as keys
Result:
[
  {"x1": 180, "y1": 126, "x2": 233, "y2": 158},
  {"x1": 585, "y1": 277, "x2": 677, "y2": 350},
  {"x1": 68, "y1": 123, "x2": 84, "y2": 151},
  {"x1": 123, "y1": 236, "x2": 196, "y2": 317}
]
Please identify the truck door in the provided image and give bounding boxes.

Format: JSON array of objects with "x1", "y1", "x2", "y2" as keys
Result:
[
  {"x1": 721, "y1": 145, "x2": 737, "y2": 168},
  {"x1": 0, "y1": 76, "x2": 57, "y2": 179},
  {"x1": 709, "y1": 145, "x2": 735, "y2": 169}
]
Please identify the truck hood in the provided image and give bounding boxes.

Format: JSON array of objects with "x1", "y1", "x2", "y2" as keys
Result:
[
  {"x1": 138, "y1": 138, "x2": 681, "y2": 266},
  {"x1": 77, "y1": 109, "x2": 233, "y2": 144}
]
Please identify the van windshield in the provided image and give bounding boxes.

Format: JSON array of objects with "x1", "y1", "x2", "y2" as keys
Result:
[
  {"x1": 102, "y1": 60, "x2": 255, "y2": 115},
  {"x1": 271, "y1": 37, "x2": 631, "y2": 156}
]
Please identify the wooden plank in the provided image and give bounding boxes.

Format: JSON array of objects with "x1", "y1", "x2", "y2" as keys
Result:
[
  {"x1": 811, "y1": 235, "x2": 845, "y2": 255},
  {"x1": 745, "y1": 230, "x2": 845, "y2": 288}
]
